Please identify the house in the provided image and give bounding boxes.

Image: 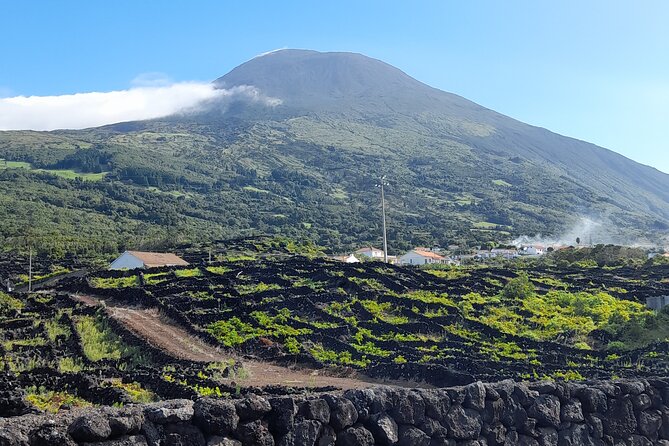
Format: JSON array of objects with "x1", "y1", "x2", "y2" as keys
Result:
[
  {"x1": 355, "y1": 247, "x2": 385, "y2": 259},
  {"x1": 332, "y1": 254, "x2": 361, "y2": 263},
  {"x1": 400, "y1": 248, "x2": 451, "y2": 266},
  {"x1": 519, "y1": 245, "x2": 545, "y2": 256},
  {"x1": 110, "y1": 251, "x2": 189, "y2": 270},
  {"x1": 646, "y1": 295, "x2": 669, "y2": 311},
  {"x1": 490, "y1": 248, "x2": 520, "y2": 259}
]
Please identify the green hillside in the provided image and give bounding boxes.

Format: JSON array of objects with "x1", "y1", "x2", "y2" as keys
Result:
[{"x1": 0, "y1": 50, "x2": 668, "y2": 257}]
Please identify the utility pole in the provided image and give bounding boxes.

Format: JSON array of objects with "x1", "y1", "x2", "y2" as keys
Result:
[
  {"x1": 376, "y1": 176, "x2": 389, "y2": 263},
  {"x1": 28, "y1": 246, "x2": 33, "y2": 293}
]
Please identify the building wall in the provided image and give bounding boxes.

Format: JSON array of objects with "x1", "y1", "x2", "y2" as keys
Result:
[
  {"x1": 109, "y1": 252, "x2": 145, "y2": 270},
  {"x1": 400, "y1": 252, "x2": 429, "y2": 265}
]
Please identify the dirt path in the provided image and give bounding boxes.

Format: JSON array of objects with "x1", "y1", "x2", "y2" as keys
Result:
[{"x1": 71, "y1": 294, "x2": 388, "y2": 390}]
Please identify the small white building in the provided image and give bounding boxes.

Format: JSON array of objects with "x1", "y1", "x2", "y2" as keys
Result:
[
  {"x1": 400, "y1": 249, "x2": 451, "y2": 266},
  {"x1": 332, "y1": 254, "x2": 361, "y2": 263},
  {"x1": 355, "y1": 247, "x2": 385, "y2": 259},
  {"x1": 110, "y1": 251, "x2": 189, "y2": 270},
  {"x1": 519, "y1": 245, "x2": 545, "y2": 256},
  {"x1": 490, "y1": 248, "x2": 520, "y2": 259}
]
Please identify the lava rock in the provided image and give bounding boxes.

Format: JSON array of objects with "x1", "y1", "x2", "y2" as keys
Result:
[
  {"x1": 397, "y1": 425, "x2": 430, "y2": 446},
  {"x1": 236, "y1": 420, "x2": 274, "y2": 446},
  {"x1": 638, "y1": 409, "x2": 662, "y2": 440},
  {"x1": 560, "y1": 399, "x2": 584, "y2": 423},
  {"x1": 537, "y1": 427, "x2": 558, "y2": 446},
  {"x1": 323, "y1": 395, "x2": 358, "y2": 431},
  {"x1": 577, "y1": 388, "x2": 608, "y2": 413},
  {"x1": 445, "y1": 405, "x2": 482, "y2": 440},
  {"x1": 416, "y1": 389, "x2": 450, "y2": 421},
  {"x1": 528, "y1": 395, "x2": 561, "y2": 428},
  {"x1": 109, "y1": 407, "x2": 144, "y2": 437},
  {"x1": 335, "y1": 425, "x2": 374, "y2": 446},
  {"x1": 163, "y1": 423, "x2": 205, "y2": 446},
  {"x1": 144, "y1": 399, "x2": 194, "y2": 424},
  {"x1": 300, "y1": 399, "x2": 331, "y2": 424},
  {"x1": 193, "y1": 398, "x2": 239, "y2": 436},
  {"x1": 278, "y1": 420, "x2": 322, "y2": 446},
  {"x1": 365, "y1": 413, "x2": 398, "y2": 445},
  {"x1": 268, "y1": 397, "x2": 297, "y2": 436},
  {"x1": 235, "y1": 394, "x2": 271, "y2": 421},
  {"x1": 632, "y1": 394, "x2": 652, "y2": 412},
  {"x1": 557, "y1": 424, "x2": 595, "y2": 446},
  {"x1": 464, "y1": 382, "x2": 486, "y2": 411},
  {"x1": 206, "y1": 437, "x2": 241, "y2": 446},
  {"x1": 81, "y1": 435, "x2": 149, "y2": 446},
  {"x1": 68, "y1": 413, "x2": 112, "y2": 442},
  {"x1": 30, "y1": 421, "x2": 77, "y2": 446},
  {"x1": 389, "y1": 389, "x2": 425, "y2": 425},
  {"x1": 602, "y1": 396, "x2": 637, "y2": 438}
]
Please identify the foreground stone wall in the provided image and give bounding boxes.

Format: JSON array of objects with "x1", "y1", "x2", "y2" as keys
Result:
[{"x1": 1, "y1": 378, "x2": 669, "y2": 446}]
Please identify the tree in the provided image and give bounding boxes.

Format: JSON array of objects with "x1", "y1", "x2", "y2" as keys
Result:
[
  {"x1": 576, "y1": 237, "x2": 581, "y2": 246},
  {"x1": 501, "y1": 272, "x2": 535, "y2": 300}
]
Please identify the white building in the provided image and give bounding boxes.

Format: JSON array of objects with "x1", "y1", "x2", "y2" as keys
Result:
[
  {"x1": 400, "y1": 249, "x2": 451, "y2": 266},
  {"x1": 355, "y1": 247, "x2": 385, "y2": 259},
  {"x1": 489, "y1": 248, "x2": 520, "y2": 259},
  {"x1": 332, "y1": 254, "x2": 361, "y2": 263},
  {"x1": 110, "y1": 251, "x2": 189, "y2": 270},
  {"x1": 519, "y1": 245, "x2": 545, "y2": 256}
]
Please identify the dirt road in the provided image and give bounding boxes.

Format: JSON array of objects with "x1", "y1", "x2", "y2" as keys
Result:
[{"x1": 72, "y1": 294, "x2": 385, "y2": 390}]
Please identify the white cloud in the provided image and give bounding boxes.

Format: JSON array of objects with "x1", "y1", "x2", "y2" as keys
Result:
[
  {"x1": 0, "y1": 82, "x2": 282, "y2": 131},
  {"x1": 253, "y1": 47, "x2": 288, "y2": 59}
]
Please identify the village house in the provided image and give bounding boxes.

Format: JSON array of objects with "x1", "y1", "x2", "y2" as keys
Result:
[
  {"x1": 519, "y1": 245, "x2": 545, "y2": 256},
  {"x1": 355, "y1": 247, "x2": 385, "y2": 259},
  {"x1": 331, "y1": 254, "x2": 361, "y2": 263},
  {"x1": 400, "y1": 248, "x2": 452, "y2": 266},
  {"x1": 109, "y1": 251, "x2": 189, "y2": 270}
]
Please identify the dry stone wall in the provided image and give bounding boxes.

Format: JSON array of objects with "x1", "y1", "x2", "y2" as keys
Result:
[{"x1": 1, "y1": 378, "x2": 669, "y2": 446}]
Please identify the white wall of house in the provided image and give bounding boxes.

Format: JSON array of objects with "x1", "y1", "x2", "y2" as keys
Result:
[
  {"x1": 109, "y1": 252, "x2": 145, "y2": 270},
  {"x1": 358, "y1": 249, "x2": 384, "y2": 258},
  {"x1": 400, "y1": 251, "x2": 436, "y2": 265}
]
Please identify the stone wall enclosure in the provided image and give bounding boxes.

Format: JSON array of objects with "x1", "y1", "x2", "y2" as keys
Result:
[{"x1": 1, "y1": 378, "x2": 669, "y2": 445}]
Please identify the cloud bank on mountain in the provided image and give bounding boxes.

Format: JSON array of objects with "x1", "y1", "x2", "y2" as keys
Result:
[{"x1": 0, "y1": 82, "x2": 281, "y2": 131}]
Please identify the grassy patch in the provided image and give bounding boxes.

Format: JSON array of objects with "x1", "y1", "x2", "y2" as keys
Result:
[
  {"x1": 492, "y1": 179, "x2": 512, "y2": 187},
  {"x1": 174, "y1": 268, "x2": 201, "y2": 278},
  {"x1": 206, "y1": 265, "x2": 231, "y2": 275},
  {"x1": 90, "y1": 276, "x2": 139, "y2": 289},
  {"x1": 75, "y1": 315, "x2": 147, "y2": 364},
  {"x1": 108, "y1": 380, "x2": 156, "y2": 403},
  {"x1": 25, "y1": 387, "x2": 91, "y2": 413}
]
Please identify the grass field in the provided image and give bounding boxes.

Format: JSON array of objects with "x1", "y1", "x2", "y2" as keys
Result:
[{"x1": 0, "y1": 159, "x2": 107, "y2": 181}]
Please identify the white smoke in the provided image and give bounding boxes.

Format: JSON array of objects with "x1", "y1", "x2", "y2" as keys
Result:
[
  {"x1": 0, "y1": 82, "x2": 282, "y2": 131},
  {"x1": 510, "y1": 216, "x2": 665, "y2": 249}
]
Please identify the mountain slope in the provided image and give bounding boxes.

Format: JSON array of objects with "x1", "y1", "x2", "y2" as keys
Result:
[{"x1": 0, "y1": 49, "x2": 667, "y2": 257}]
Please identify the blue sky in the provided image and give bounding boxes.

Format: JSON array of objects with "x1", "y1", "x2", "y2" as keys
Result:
[{"x1": 1, "y1": 0, "x2": 668, "y2": 173}]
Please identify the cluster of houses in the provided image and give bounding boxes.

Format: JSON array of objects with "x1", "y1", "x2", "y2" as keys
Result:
[
  {"x1": 332, "y1": 244, "x2": 547, "y2": 266},
  {"x1": 109, "y1": 244, "x2": 550, "y2": 272}
]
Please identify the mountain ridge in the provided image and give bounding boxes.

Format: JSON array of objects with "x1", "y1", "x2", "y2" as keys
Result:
[{"x1": 0, "y1": 49, "x2": 667, "y2": 256}]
